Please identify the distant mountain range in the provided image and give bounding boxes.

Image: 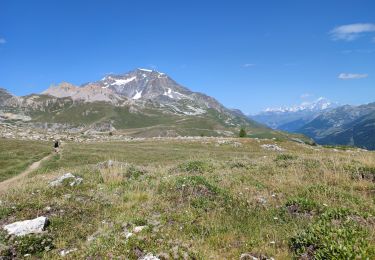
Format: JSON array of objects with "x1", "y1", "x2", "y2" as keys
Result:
[
  {"x1": 1, "y1": 69, "x2": 301, "y2": 140},
  {"x1": 251, "y1": 98, "x2": 375, "y2": 150},
  {"x1": 299, "y1": 103, "x2": 375, "y2": 150},
  {"x1": 250, "y1": 97, "x2": 338, "y2": 132}
]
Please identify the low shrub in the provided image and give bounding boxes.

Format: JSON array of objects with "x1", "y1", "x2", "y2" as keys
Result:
[
  {"x1": 11, "y1": 234, "x2": 54, "y2": 256},
  {"x1": 285, "y1": 197, "x2": 322, "y2": 216},
  {"x1": 275, "y1": 154, "x2": 297, "y2": 161},
  {"x1": 176, "y1": 160, "x2": 214, "y2": 174}
]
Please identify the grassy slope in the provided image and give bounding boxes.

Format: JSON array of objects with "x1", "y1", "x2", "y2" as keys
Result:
[
  {"x1": 0, "y1": 138, "x2": 51, "y2": 182},
  {"x1": 0, "y1": 139, "x2": 374, "y2": 259}
]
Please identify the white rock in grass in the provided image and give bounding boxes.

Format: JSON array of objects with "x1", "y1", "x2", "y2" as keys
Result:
[
  {"x1": 240, "y1": 253, "x2": 259, "y2": 260},
  {"x1": 49, "y1": 173, "x2": 82, "y2": 187},
  {"x1": 139, "y1": 253, "x2": 160, "y2": 260},
  {"x1": 60, "y1": 248, "x2": 77, "y2": 257},
  {"x1": 133, "y1": 226, "x2": 147, "y2": 233},
  {"x1": 3, "y1": 216, "x2": 48, "y2": 236},
  {"x1": 125, "y1": 232, "x2": 133, "y2": 239},
  {"x1": 261, "y1": 144, "x2": 284, "y2": 152},
  {"x1": 69, "y1": 177, "x2": 83, "y2": 186}
]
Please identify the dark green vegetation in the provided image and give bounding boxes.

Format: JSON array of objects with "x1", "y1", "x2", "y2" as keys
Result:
[
  {"x1": 239, "y1": 128, "x2": 247, "y2": 137},
  {"x1": 0, "y1": 138, "x2": 374, "y2": 259},
  {"x1": 0, "y1": 138, "x2": 51, "y2": 181}
]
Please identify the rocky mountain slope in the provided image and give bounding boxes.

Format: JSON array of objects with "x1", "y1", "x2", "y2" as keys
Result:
[
  {"x1": 1, "y1": 69, "x2": 284, "y2": 138},
  {"x1": 251, "y1": 97, "x2": 337, "y2": 132},
  {"x1": 299, "y1": 103, "x2": 375, "y2": 150}
]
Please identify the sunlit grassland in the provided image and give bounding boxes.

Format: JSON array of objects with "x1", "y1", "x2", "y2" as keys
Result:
[
  {"x1": 0, "y1": 138, "x2": 374, "y2": 259},
  {"x1": 0, "y1": 138, "x2": 51, "y2": 182}
]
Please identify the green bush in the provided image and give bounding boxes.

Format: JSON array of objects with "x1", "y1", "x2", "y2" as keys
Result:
[
  {"x1": 285, "y1": 198, "x2": 322, "y2": 214},
  {"x1": 124, "y1": 165, "x2": 146, "y2": 179},
  {"x1": 229, "y1": 161, "x2": 248, "y2": 169},
  {"x1": 275, "y1": 154, "x2": 297, "y2": 161},
  {"x1": 176, "y1": 160, "x2": 214, "y2": 174},
  {"x1": 175, "y1": 176, "x2": 221, "y2": 195}
]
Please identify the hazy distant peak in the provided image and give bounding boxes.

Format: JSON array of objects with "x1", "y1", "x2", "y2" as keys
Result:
[{"x1": 264, "y1": 97, "x2": 336, "y2": 113}]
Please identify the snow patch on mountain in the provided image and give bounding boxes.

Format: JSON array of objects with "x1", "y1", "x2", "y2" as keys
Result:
[
  {"x1": 112, "y1": 76, "x2": 136, "y2": 86},
  {"x1": 138, "y1": 68, "x2": 152, "y2": 72},
  {"x1": 164, "y1": 88, "x2": 173, "y2": 98},
  {"x1": 132, "y1": 90, "x2": 142, "y2": 100}
]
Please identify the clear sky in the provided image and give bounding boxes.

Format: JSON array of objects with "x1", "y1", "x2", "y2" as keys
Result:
[{"x1": 0, "y1": 0, "x2": 374, "y2": 113}]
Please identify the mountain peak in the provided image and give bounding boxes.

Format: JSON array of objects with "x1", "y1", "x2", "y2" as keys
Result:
[{"x1": 264, "y1": 97, "x2": 336, "y2": 113}]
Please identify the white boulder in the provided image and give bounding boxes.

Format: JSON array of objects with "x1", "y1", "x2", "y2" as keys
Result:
[
  {"x1": 49, "y1": 173, "x2": 82, "y2": 187},
  {"x1": 139, "y1": 253, "x2": 160, "y2": 260},
  {"x1": 3, "y1": 216, "x2": 48, "y2": 236}
]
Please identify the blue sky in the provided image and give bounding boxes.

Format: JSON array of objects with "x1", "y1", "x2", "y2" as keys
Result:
[{"x1": 0, "y1": 0, "x2": 374, "y2": 113}]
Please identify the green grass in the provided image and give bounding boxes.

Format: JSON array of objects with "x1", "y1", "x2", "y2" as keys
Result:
[
  {"x1": 0, "y1": 138, "x2": 374, "y2": 259},
  {"x1": 0, "y1": 138, "x2": 51, "y2": 181}
]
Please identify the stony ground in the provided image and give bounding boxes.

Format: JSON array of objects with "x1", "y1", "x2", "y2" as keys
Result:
[{"x1": 0, "y1": 137, "x2": 374, "y2": 259}]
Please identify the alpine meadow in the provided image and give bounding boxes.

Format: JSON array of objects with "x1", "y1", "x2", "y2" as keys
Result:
[{"x1": 0, "y1": 1, "x2": 374, "y2": 259}]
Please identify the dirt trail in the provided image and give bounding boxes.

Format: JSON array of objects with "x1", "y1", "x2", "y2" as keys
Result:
[{"x1": 0, "y1": 153, "x2": 53, "y2": 193}]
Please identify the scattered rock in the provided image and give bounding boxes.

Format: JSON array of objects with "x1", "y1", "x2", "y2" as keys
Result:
[
  {"x1": 256, "y1": 196, "x2": 267, "y2": 205},
  {"x1": 133, "y1": 225, "x2": 147, "y2": 233},
  {"x1": 3, "y1": 216, "x2": 49, "y2": 236},
  {"x1": 261, "y1": 144, "x2": 284, "y2": 152},
  {"x1": 240, "y1": 253, "x2": 258, "y2": 260},
  {"x1": 139, "y1": 253, "x2": 160, "y2": 260},
  {"x1": 60, "y1": 248, "x2": 77, "y2": 257},
  {"x1": 49, "y1": 173, "x2": 83, "y2": 187}
]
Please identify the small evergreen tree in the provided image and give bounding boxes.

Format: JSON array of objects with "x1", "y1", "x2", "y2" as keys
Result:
[{"x1": 239, "y1": 128, "x2": 246, "y2": 138}]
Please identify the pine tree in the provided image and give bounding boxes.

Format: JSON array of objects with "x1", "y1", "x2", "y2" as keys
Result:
[{"x1": 239, "y1": 128, "x2": 246, "y2": 137}]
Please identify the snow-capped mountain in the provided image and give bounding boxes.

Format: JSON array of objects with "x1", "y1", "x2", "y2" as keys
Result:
[
  {"x1": 264, "y1": 97, "x2": 334, "y2": 113},
  {"x1": 97, "y1": 68, "x2": 192, "y2": 101},
  {"x1": 251, "y1": 97, "x2": 338, "y2": 131},
  {"x1": 43, "y1": 68, "x2": 235, "y2": 117},
  {"x1": 1, "y1": 69, "x2": 266, "y2": 137}
]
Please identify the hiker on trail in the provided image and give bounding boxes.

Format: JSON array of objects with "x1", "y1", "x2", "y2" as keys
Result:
[{"x1": 54, "y1": 140, "x2": 60, "y2": 153}]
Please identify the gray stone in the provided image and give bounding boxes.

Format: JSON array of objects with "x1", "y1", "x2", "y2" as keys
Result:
[
  {"x1": 49, "y1": 173, "x2": 82, "y2": 187},
  {"x1": 3, "y1": 216, "x2": 48, "y2": 236}
]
